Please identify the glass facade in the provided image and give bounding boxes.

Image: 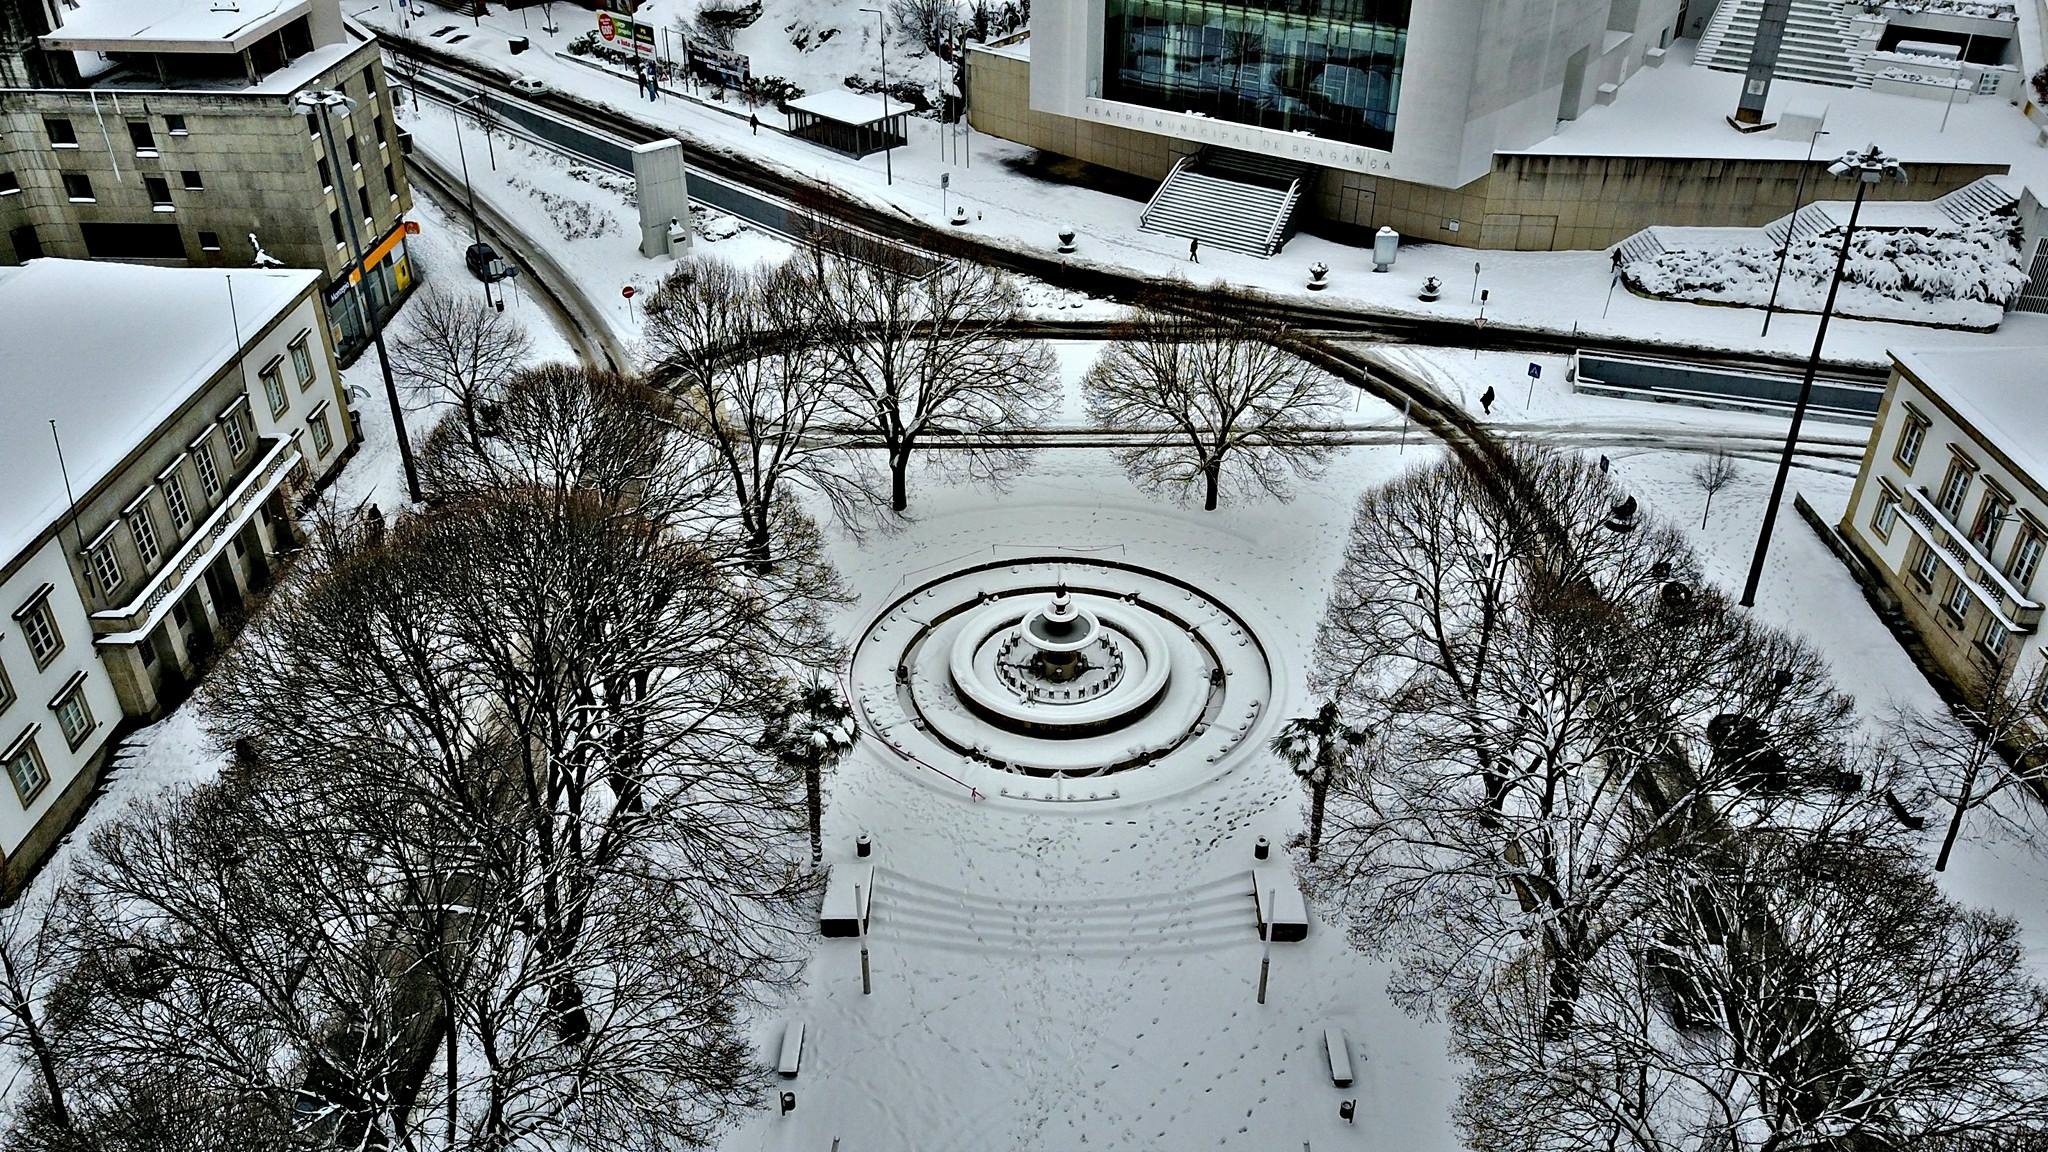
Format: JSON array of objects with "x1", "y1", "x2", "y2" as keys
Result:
[{"x1": 1102, "y1": 0, "x2": 1409, "y2": 152}]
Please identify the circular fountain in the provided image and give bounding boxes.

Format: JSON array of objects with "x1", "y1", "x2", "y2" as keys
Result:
[{"x1": 848, "y1": 558, "x2": 1275, "y2": 804}]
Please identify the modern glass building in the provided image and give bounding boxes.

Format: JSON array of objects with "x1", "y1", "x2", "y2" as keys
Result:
[{"x1": 1101, "y1": 0, "x2": 1410, "y2": 152}]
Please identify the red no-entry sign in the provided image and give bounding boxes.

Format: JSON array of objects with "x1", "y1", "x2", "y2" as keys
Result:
[{"x1": 622, "y1": 285, "x2": 636, "y2": 299}]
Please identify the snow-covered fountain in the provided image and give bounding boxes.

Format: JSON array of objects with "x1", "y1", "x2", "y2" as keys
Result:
[{"x1": 848, "y1": 558, "x2": 1275, "y2": 803}]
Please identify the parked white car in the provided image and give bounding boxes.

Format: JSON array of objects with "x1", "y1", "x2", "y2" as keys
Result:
[{"x1": 509, "y1": 75, "x2": 550, "y2": 95}]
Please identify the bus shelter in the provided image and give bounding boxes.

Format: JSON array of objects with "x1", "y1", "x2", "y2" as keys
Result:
[{"x1": 784, "y1": 90, "x2": 908, "y2": 158}]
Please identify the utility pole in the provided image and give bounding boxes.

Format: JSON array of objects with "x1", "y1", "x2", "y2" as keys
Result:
[
  {"x1": 1761, "y1": 125, "x2": 1829, "y2": 337},
  {"x1": 1741, "y1": 144, "x2": 1905, "y2": 608},
  {"x1": 859, "y1": 7, "x2": 893, "y2": 185},
  {"x1": 299, "y1": 89, "x2": 420, "y2": 503}
]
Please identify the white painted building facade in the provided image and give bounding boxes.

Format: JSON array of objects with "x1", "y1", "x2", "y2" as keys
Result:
[
  {"x1": 0, "y1": 259, "x2": 356, "y2": 892},
  {"x1": 1840, "y1": 347, "x2": 2048, "y2": 702}
]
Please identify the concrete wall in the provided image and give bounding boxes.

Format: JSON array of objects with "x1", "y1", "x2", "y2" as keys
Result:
[
  {"x1": 975, "y1": 47, "x2": 2002, "y2": 250},
  {"x1": 0, "y1": 39, "x2": 410, "y2": 276}
]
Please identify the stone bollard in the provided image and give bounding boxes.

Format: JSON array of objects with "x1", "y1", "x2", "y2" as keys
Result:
[
  {"x1": 1058, "y1": 228, "x2": 1077, "y2": 253},
  {"x1": 1307, "y1": 262, "x2": 1329, "y2": 291},
  {"x1": 1254, "y1": 836, "x2": 1270, "y2": 860},
  {"x1": 856, "y1": 834, "x2": 872, "y2": 858}
]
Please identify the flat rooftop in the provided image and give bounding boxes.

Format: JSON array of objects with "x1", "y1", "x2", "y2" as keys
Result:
[
  {"x1": 1892, "y1": 346, "x2": 2048, "y2": 483},
  {"x1": 0, "y1": 260, "x2": 317, "y2": 563},
  {"x1": 1513, "y1": 41, "x2": 2040, "y2": 190},
  {"x1": 41, "y1": 0, "x2": 311, "y2": 54}
]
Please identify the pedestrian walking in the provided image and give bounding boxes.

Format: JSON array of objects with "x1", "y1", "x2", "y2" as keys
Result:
[
  {"x1": 1480, "y1": 386, "x2": 1496, "y2": 414},
  {"x1": 749, "y1": 111, "x2": 759, "y2": 135},
  {"x1": 1189, "y1": 237, "x2": 1200, "y2": 263},
  {"x1": 647, "y1": 65, "x2": 660, "y2": 103}
]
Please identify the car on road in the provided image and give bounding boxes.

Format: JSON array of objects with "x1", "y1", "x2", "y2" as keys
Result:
[
  {"x1": 465, "y1": 242, "x2": 514, "y2": 284},
  {"x1": 509, "y1": 75, "x2": 550, "y2": 95}
]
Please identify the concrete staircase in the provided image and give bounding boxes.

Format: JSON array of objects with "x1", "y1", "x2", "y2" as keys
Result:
[
  {"x1": 1933, "y1": 175, "x2": 2019, "y2": 225},
  {"x1": 1140, "y1": 148, "x2": 1312, "y2": 258},
  {"x1": 1693, "y1": 0, "x2": 1869, "y2": 89}
]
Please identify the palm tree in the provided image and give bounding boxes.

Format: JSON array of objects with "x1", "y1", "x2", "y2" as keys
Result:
[
  {"x1": 764, "y1": 679, "x2": 859, "y2": 867},
  {"x1": 1271, "y1": 699, "x2": 1367, "y2": 862}
]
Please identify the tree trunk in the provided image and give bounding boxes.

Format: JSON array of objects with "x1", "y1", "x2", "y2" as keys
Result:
[
  {"x1": 1936, "y1": 788, "x2": 1971, "y2": 872},
  {"x1": 1203, "y1": 462, "x2": 1220, "y2": 511},
  {"x1": 446, "y1": 1009, "x2": 459, "y2": 1152},
  {"x1": 1701, "y1": 491, "x2": 1714, "y2": 530},
  {"x1": 747, "y1": 516, "x2": 774, "y2": 574},
  {"x1": 891, "y1": 453, "x2": 909, "y2": 512},
  {"x1": 807, "y1": 764, "x2": 824, "y2": 866},
  {"x1": 0, "y1": 947, "x2": 69, "y2": 1133},
  {"x1": 1308, "y1": 779, "x2": 1327, "y2": 862},
  {"x1": 1542, "y1": 950, "x2": 1584, "y2": 1039}
]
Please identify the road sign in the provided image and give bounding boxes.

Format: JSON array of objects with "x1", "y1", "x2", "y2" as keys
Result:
[
  {"x1": 403, "y1": 220, "x2": 420, "y2": 235},
  {"x1": 622, "y1": 285, "x2": 637, "y2": 299},
  {"x1": 1527, "y1": 362, "x2": 1541, "y2": 379}
]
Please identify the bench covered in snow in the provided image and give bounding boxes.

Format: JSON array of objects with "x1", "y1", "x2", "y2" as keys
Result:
[
  {"x1": 1324, "y1": 1026, "x2": 1354, "y2": 1087},
  {"x1": 777, "y1": 1020, "x2": 806, "y2": 1078},
  {"x1": 819, "y1": 864, "x2": 873, "y2": 937},
  {"x1": 1251, "y1": 867, "x2": 1308, "y2": 942}
]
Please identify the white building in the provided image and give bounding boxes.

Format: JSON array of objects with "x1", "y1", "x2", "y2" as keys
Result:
[
  {"x1": 0, "y1": 258, "x2": 356, "y2": 893},
  {"x1": 1839, "y1": 346, "x2": 2048, "y2": 702}
]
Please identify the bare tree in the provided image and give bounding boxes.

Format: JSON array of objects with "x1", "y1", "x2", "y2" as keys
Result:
[
  {"x1": 1689, "y1": 448, "x2": 1738, "y2": 530},
  {"x1": 0, "y1": 898, "x2": 74, "y2": 1141},
  {"x1": 1890, "y1": 659, "x2": 2048, "y2": 871},
  {"x1": 643, "y1": 255, "x2": 878, "y2": 567},
  {"x1": 802, "y1": 234, "x2": 1057, "y2": 512},
  {"x1": 1083, "y1": 308, "x2": 1341, "y2": 511},
  {"x1": 388, "y1": 282, "x2": 534, "y2": 454},
  {"x1": 890, "y1": 0, "x2": 959, "y2": 53}
]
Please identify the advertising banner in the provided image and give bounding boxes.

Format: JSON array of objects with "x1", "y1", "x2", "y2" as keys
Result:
[{"x1": 596, "y1": 11, "x2": 656, "y2": 57}]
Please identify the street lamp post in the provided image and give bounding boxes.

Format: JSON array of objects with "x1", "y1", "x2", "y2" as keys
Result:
[
  {"x1": 858, "y1": 7, "x2": 893, "y2": 186},
  {"x1": 1739, "y1": 143, "x2": 1906, "y2": 609},
  {"x1": 1760, "y1": 126, "x2": 1828, "y2": 338},
  {"x1": 298, "y1": 90, "x2": 421, "y2": 504},
  {"x1": 451, "y1": 93, "x2": 498, "y2": 311}
]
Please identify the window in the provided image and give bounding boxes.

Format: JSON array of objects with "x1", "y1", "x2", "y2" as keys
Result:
[
  {"x1": 289, "y1": 333, "x2": 315, "y2": 387},
  {"x1": 144, "y1": 175, "x2": 173, "y2": 209},
  {"x1": 91, "y1": 542, "x2": 124, "y2": 598},
  {"x1": 329, "y1": 209, "x2": 344, "y2": 246},
  {"x1": 374, "y1": 111, "x2": 388, "y2": 144},
  {"x1": 222, "y1": 409, "x2": 248, "y2": 458},
  {"x1": 52, "y1": 680, "x2": 94, "y2": 750},
  {"x1": 1936, "y1": 459, "x2": 1974, "y2": 521},
  {"x1": 0, "y1": 171, "x2": 17, "y2": 197},
  {"x1": 128, "y1": 120, "x2": 156, "y2": 153},
  {"x1": 346, "y1": 135, "x2": 360, "y2": 167},
  {"x1": 309, "y1": 405, "x2": 334, "y2": 456},
  {"x1": 1871, "y1": 488, "x2": 1900, "y2": 540},
  {"x1": 1970, "y1": 490, "x2": 2011, "y2": 552},
  {"x1": 1942, "y1": 577, "x2": 1972, "y2": 623},
  {"x1": 1895, "y1": 414, "x2": 1929, "y2": 471},
  {"x1": 318, "y1": 155, "x2": 332, "y2": 190},
  {"x1": 4, "y1": 735, "x2": 48, "y2": 806},
  {"x1": 62, "y1": 173, "x2": 94, "y2": 202},
  {"x1": 129, "y1": 506, "x2": 161, "y2": 567},
  {"x1": 2008, "y1": 528, "x2": 2044, "y2": 592},
  {"x1": 1910, "y1": 542, "x2": 1940, "y2": 589},
  {"x1": 306, "y1": 111, "x2": 322, "y2": 138},
  {"x1": 45, "y1": 117, "x2": 75, "y2": 146},
  {"x1": 199, "y1": 230, "x2": 221, "y2": 252},
  {"x1": 16, "y1": 595, "x2": 62, "y2": 668},
  {"x1": 383, "y1": 162, "x2": 397, "y2": 199},
  {"x1": 180, "y1": 169, "x2": 203, "y2": 190},
  {"x1": 1980, "y1": 617, "x2": 2010, "y2": 660},
  {"x1": 261, "y1": 361, "x2": 288, "y2": 417},
  {"x1": 162, "y1": 471, "x2": 191, "y2": 528},
  {"x1": 1977, "y1": 71, "x2": 2001, "y2": 95},
  {"x1": 356, "y1": 184, "x2": 371, "y2": 221},
  {"x1": 0, "y1": 662, "x2": 13, "y2": 714},
  {"x1": 193, "y1": 440, "x2": 221, "y2": 495},
  {"x1": 165, "y1": 113, "x2": 188, "y2": 135}
]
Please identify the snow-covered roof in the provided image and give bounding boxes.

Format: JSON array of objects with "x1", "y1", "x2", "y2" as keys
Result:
[
  {"x1": 0, "y1": 261, "x2": 318, "y2": 565},
  {"x1": 785, "y1": 89, "x2": 901, "y2": 126},
  {"x1": 1891, "y1": 347, "x2": 2048, "y2": 485},
  {"x1": 41, "y1": 0, "x2": 311, "y2": 54}
]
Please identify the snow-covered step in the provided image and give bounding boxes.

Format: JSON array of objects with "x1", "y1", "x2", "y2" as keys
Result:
[
  {"x1": 1933, "y1": 176, "x2": 2018, "y2": 226},
  {"x1": 1139, "y1": 148, "x2": 1312, "y2": 257},
  {"x1": 1613, "y1": 228, "x2": 1669, "y2": 265},
  {"x1": 1693, "y1": 0, "x2": 1862, "y2": 89},
  {"x1": 1763, "y1": 201, "x2": 1835, "y2": 246}
]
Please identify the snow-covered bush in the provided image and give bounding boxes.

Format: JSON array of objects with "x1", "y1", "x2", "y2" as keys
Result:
[
  {"x1": 1625, "y1": 217, "x2": 2026, "y2": 323},
  {"x1": 694, "y1": 0, "x2": 763, "y2": 50},
  {"x1": 891, "y1": 0, "x2": 961, "y2": 53}
]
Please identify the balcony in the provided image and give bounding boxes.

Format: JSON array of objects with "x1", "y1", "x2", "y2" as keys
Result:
[
  {"x1": 1898, "y1": 484, "x2": 2042, "y2": 634},
  {"x1": 90, "y1": 438, "x2": 303, "y2": 644}
]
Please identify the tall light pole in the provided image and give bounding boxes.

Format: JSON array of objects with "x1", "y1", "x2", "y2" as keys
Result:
[
  {"x1": 451, "y1": 92, "x2": 498, "y2": 311},
  {"x1": 297, "y1": 89, "x2": 421, "y2": 503},
  {"x1": 858, "y1": 7, "x2": 893, "y2": 185},
  {"x1": 1760, "y1": 126, "x2": 1828, "y2": 337},
  {"x1": 1739, "y1": 143, "x2": 1905, "y2": 609}
]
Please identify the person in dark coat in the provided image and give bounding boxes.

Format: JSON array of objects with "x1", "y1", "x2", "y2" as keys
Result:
[
  {"x1": 1189, "y1": 237, "x2": 1200, "y2": 263},
  {"x1": 1480, "y1": 386, "x2": 1496, "y2": 414}
]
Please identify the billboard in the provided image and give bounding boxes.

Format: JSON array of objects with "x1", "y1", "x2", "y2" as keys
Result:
[{"x1": 596, "y1": 10, "x2": 655, "y2": 57}]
